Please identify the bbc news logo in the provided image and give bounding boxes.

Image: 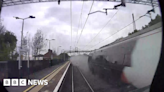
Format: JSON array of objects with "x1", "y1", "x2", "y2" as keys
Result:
[{"x1": 3, "y1": 79, "x2": 48, "y2": 86}]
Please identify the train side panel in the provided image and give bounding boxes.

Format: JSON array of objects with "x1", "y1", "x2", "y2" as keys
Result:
[
  {"x1": 123, "y1": 27, "x2": 162, "y2": 88},
  {"x1": 88, "y1": 22, "x2": 162, "y2": 89}
]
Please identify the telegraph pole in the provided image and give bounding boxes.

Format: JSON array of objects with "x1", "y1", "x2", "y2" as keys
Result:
[{"x1": 132, "y1": 13, "x2": 136, "y2": 31}]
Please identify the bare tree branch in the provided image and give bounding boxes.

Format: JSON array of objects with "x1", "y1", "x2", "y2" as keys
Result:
[{"x1": 32, "y1": 30, "x2": 45, "y2": 55}]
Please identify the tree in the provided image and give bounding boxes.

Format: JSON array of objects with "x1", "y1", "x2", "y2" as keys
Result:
[
  {"x1": 12, "y1": 52, "x2": 19, "y2": 60},
  {"x1": 53, "y1": 49, "x2": 57, "y2": 56},
  {"x1": 148, "y1": 14, "x2": 161, "y2": 26},
  {"x1": 59, "y1": 53, "x2": 69, "y2": 60},
  {"x1": 0, "y1": 19, "x2": 17, "y2": 61},
  {"x1": 0, "y1": 31, "x2": 17, "y2": 60},
  {"x1": 0, "y1": 18, "x2": 5, "y2": 35},
  {"x1": 128, "y1": 15, "x2": 161, "y2": 36},
  {"x1": 21, "y1": 36, "x2": 29, "y2": 60},
  {"x1": 32, "y1": 30, "x2": 45, "y2": 56},
  {"x1": 22, "y1": 37, "x2": 28, "y2": 47},
  {"x1": 6, "y1": 31, "x2": 17, "y2": 59},
  {"x1": 0, "y1": 25, "x2": 5, "y2": 35}
]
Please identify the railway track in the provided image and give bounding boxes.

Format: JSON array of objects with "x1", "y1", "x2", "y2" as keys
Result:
[{"x1": 58, "y1": 63, "x2": 94, "y2": 92}]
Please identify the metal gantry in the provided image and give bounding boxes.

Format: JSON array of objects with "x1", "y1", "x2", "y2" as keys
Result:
[
  {"x1": 2, "y1": 0, "x2": 159, "y2": 7},
  {"x1": 65, "y1": 50, "x2": 92, "y2": 53}
]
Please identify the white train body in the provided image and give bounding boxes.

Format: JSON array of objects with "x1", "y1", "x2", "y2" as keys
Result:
[{"x1": 88, "y1": 22, "x2": 162, "y2": 89}]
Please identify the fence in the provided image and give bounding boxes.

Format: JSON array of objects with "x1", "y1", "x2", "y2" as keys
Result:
[{"x1": 0, "y1": 58, "x2": 67, "y2": 82}]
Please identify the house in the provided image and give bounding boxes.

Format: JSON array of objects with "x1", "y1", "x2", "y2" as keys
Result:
[{"x1": 43, "y1": 49, "x2": 56, "y2": 60}]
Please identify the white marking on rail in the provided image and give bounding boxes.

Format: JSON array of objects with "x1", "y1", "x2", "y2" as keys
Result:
[
  {"x1": 78, "y1": 67, "x2": 94, "y2": 92},
  {"x1": 53, "y1": 63, "x2": 70, "y2": 92}
]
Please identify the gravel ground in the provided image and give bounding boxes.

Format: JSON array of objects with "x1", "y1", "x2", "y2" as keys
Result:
[
  {"x1": 60, "y1": 64, "x2": 92, "y2": 92},
  {"x1": 60, "y1": 56, "x2": 136, "y2": 92},
  {"x1": 73, "y1": 65, "x2": 91, "y2": 92},
  {"x1": 71, "y1": 55, "x2": 136, "y2": 92}
]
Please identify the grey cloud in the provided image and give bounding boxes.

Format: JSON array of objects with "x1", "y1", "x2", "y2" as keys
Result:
[
  {"x1": 44, "y1": 6, "x2": 80, "y2": 28},
  {"x1": 1, "y1": 1, "x2": 162, "y2": 52}
]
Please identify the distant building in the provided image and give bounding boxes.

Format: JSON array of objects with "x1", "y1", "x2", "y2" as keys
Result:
[
  {"x1": 43, "y1": 49, "x2": 56, "y2": 60},
  {"x1": 32, "y1": 49, "x2": 56, "y2": 60}
]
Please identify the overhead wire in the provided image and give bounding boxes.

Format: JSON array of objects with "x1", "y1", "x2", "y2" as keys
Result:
[
  {"x1": 76, "y1": 0, "x2": 94, "y2": 47},
  {"x1": 75, "y1": 1, "x2": 84, "y2": 47},
  {"x1": 83, "y1": 10, "x2": 119, "y2": 50},
  {"x1": 88, "y1": 16, "x2": 144, "y2": 50}
]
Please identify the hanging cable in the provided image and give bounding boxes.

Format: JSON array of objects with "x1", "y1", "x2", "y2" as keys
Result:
[
  {"x1": 88, "y1": 16, "x2": 143, "y2": 50},
  {"x1": 83, "y1": 10, "x2": 119, "y2": 50},
  {"x1": 76, "y1": 0, "x2": 94, "y2": 47},
  {"x1": 75, "y1": 1, "x2": 84, "y2": 47}
]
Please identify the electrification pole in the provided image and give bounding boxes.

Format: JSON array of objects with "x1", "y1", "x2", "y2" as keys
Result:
[{"x1": 132, "y1": 13, "x2": 136, "y2": 31}]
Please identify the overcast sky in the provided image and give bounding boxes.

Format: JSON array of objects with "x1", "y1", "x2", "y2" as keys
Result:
[{"x1": 1, "y1": 1, "x2": 161, "y2": 54}]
